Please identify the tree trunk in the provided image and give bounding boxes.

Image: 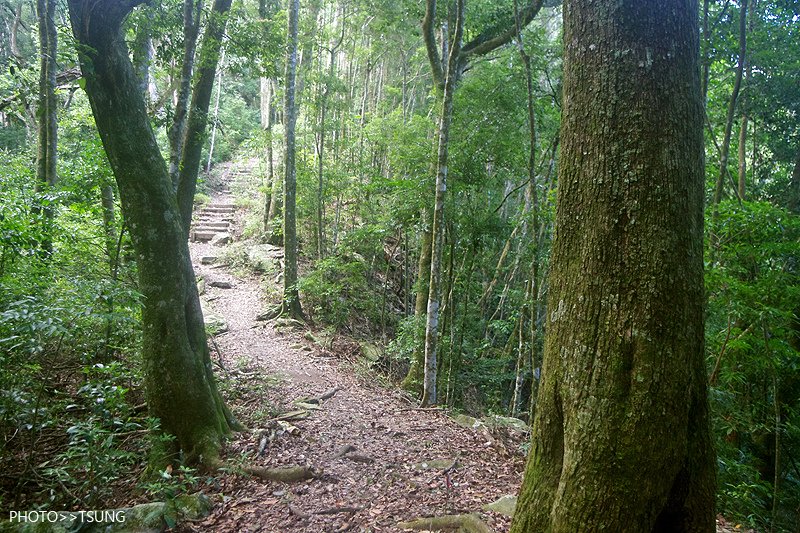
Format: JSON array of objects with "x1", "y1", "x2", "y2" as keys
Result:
[
  {"x1": 510, "y1": 1, "x2": 716, "y2": 531},
  {"x1": 35, "y1": 0, "x2": 57, "y2": 253},
  {"x1": 281, "y1": 0, "x2": 303, "y2": 318},
  {"x1": 205, "y1": 50, "x2": 225, "y2": 172},
  {"x1": 176, "y1": 0, "x2": 232, "y2": 237},
  {"x1": 168, "y1": 0, "x2": 202, "y2": 188},
  {"x1": 401, "y1": 217, "x2": 432, "y2": 393},
  {"x1": 421, "y1": 0, "x2": 464, "y2": 407},
  {"x1": 712, "y1": 0, "x2": 748, "y2": 207},
  {"x1": 67, "y1": 0, "x2": 238, "y2": 465},
  {"x1": 789, "y1": 150, "x2": 800, "y2": 215},
  {"x1": 10, "y1": 3, "x2": 26, "y2": 66},
  {"x1": 262, "y1": 77, "x2": 277, "y2": 232}
]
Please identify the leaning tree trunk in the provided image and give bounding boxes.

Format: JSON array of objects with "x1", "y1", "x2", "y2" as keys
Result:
[
  {"x1": 67, "y1": 0, "x2": 237, "y2": 465},
  {"x1": 510, "y1": 1, "x2": 716, "y2": 531},
  {"x1": 168, "y1": 0, "x2": 202, "y2": 188},
  {"x1": 176, "y1": 0, "x2": 232, "y2": 237}
]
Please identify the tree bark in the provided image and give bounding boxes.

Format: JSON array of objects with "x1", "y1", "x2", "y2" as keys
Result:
[
  {"x1": 510, "y1": 1, "x2": 716, "y2": 531},
  {"x1": 421, "y1": 0, "x2": 464, "y2": 407},
  {"x1": 168, "y1": 0, "x2": 203, "y2": 188},
  {"x1": 176, "y1": 0, "x2": 232, "y2": 237},
  {"x1": 281, "y1": 0, "x2": 304, "y2": 319},
  {"x1": 35, "y1": 0, "x2": 58, "y2": 184},
  {"x1": 67, "y1": 0, "x2": 238, "y2": 465},
  {"x1": 34, "y1": 0, "x2": 57, "y2": 254}
]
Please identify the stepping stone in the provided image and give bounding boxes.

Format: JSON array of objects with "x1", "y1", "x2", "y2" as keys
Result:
[
  {"x1": 209, "y1": 280, "x2": 233, "y2": 289},
  {"x1": 200, "y1": 256, "x2": 217, "y2": 265}
]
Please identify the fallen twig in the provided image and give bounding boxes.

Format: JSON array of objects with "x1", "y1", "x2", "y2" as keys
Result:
[{"x1": 315, "y1": 506, "x2": 363, "y2": 515}]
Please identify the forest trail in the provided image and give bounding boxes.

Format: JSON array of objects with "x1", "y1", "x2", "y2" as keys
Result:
[{"x1": 184, "y1": 160, "x2": 526, "y2": 532}]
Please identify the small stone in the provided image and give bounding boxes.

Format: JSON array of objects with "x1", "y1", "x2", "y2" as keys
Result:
[
  {"x1": 210, "y1": 232, "x2": 231, "y2": 246},
  {"x1": 209, "y1": 280, "x2": 233, "y2": 289},
  {"x1": 200, "y1": 256, "x2": 217, "y2": 265}
]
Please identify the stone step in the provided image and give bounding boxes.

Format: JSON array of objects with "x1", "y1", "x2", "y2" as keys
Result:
[
  {"x1": 191, "y1": 230, "x2": 217, "y2": 242},
  {"x1": 202, "y1": 206, "x2": 236, "y2": 213},
  {"x1": 209, "y1": 203, "x2": 236, "y2": 209},
  {"x1": 193, "y1": 222, "x2": 230, "y2": 230}
]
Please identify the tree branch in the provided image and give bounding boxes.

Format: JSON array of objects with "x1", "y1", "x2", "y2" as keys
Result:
[
  {"x1": 422, "y1": 0, "x2": 445, "y2": 92},
  {"x1": 461, "y1": 0, "x2": 544, "y2": 60}
]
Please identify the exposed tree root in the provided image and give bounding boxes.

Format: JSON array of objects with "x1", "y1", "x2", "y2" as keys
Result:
[
  {"x1": 245, "y1": 464, "x2": 317, "y2": 482},
  {"x1": 397, "y1": 514, "x2": 494, "y2": 533},
  {"x1": 343, "y1": 452, "x2": 374, "y2": 464}
]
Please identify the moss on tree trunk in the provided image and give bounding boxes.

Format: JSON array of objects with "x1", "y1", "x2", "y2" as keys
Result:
[
  {"x1": 510, "y1": 1, "x2": 716, "y2": 531},
  {"x1": 67, "y1": 0, "x2": 237, "y2": 466}
]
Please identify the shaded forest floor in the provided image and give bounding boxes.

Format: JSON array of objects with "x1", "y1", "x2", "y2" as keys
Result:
[{"x1": 183, "y1": 161, "x2": 527, "y2": 532}]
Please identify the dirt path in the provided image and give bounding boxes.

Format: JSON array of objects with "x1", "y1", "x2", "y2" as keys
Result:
[{"x1": 182, "y1": 161, "x2": 527, "y2": 532}]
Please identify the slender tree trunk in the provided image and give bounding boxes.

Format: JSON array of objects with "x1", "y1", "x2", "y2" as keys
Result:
[
  {"x1": 401, "y1": 215, "x2": 432, "y2": 392},
  {"x1": 421, "y1": 0, "x2": 464, "y2": 407},
  {"x1": 101, "y1": 185, "x2": 117, "y2": 271},
  {"x1": 168, "y1": 0, "x2": 202, "y2": 188},
  {"x1": 262, "y1": 77, "x2": 277, "y2": 231},
  {"x1": 511, "y1": 1, "x2": 716, "y2": 530},
  {"x1": 176, "y1": 0, "x2": 233, "y2": 237},
  {"x1": 205, "y1": 49, "x2": 225, "y2": 172},
  {"x1": 67, "y1": 0, "x2": 239, "y2": 465},
  {"x1": 10, "y1": 3, "x2": 26, "y2": 66},
  {"x1": 713, "y1": 0, "x2": 748, "y2": 207},
  {"x1": 737, "y1": 0, "x2": 756, "y2": 201},
  {"x1": 281, "y1": 0, "x2": 303, "y2": 318},
  {"x1": 34, "y1": 0, "x2": 57, "y2": 253},
  {"x1": 701, "y1": 0, "x2": 710, "y2": 104},
  {"x1": 789, "y1": 150, "x2": 800, "y2": 215}
]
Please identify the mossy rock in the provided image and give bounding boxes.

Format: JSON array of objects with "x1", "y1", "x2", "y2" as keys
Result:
[
  {"x1": 485, "y1": 415, "x2": 529, "y2": 433},
  {"x1": 452, "y1": 413, "x2": 484, "y2": 430},
  {"x1": 483, "y1": 494, "x2": 517, "y2": 517},
  {"x1": 246, "y1": 244, "x2": 283, "y2": 273},
  {"x1": 359, "y1": 342, "x2": 381, "y2": 362}
]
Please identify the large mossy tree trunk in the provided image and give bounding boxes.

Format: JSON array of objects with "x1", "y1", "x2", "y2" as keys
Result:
[
  {"x1": 510, "y1": 1, "x2": 716, "y2": 531},
  {"x1": 67, "y1": 0, "x2": 237, "y2": 466}
]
